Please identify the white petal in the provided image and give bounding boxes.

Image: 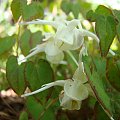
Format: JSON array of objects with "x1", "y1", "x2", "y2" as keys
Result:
[
  {"x1": 78, "y1": 21, "x2": 82, "y2": 29},
  {"x1": 81, "y1": 29, "x2": 99, "y2": 43},
  {"x1": 55, "y1": 40, "x2": 73, "y2": 51},
  {"x1": 18, "y1": 54, "x2": 26, "y2": 65},
  {"x1": 55, "y1": 21, "x2": 82, "y2": 46},
  {"x1": 55, "y1": 30, "x2": 84, "y2": 51},
  {"x1": 59, "y1": 92, "x2": 81, "y2": 110},
  {"x1": 64, "y1": 29, "x2": 84, "y2": 50},
  {"x1": 79, "y1": 45, "x2": 88, "y2": 61},
  {"x1": 45, "y1": 40, "x2": 62, "y2": 56},
  {"x1": 19, "y1": 43, "x2": 46, "y2": 63},
  {"x1": 55, "y1": 24, "x2": 74, "y2": 45},
  {"x1": 67, "y1": 19, "x2": 80, "y2": 31},
  {"x1": 46, "y1": 52, "x2": 64, "y2": 64},
  {"x1": 54, "y1": 13, "x2": 67, "y2": 23},
  {"x1": 73, "y1": 62, "x2": 87, "y2": 83},
  {"x1": 19, "y1": 19, "x2": 58, "y2": 28},
  {"x1": 21, "y1": 80, "x2": 65, "y2": 97},
  {"x1": 71, "y1": 29, "x2": 84, "y2": 50},
  {"x1": 42, "y1": 80, "x2": 65, "y2": 87},
  {"x1": 84, "y1": 83, "x2": 95, "y2": 97},
  {"x1": 64, "y1": 79, "x2": 88, "y2": 101},
  {"x1": 43, "y1": 33, "x2": 54, "y2": 41}
]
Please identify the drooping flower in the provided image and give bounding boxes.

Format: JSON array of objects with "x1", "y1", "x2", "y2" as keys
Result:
[
  {"x1": 59, "y1": 91, "x2": 82, "y2": 110},
  {"x1": 21, "y1": 62, "x2": 88, "y2": 110}
]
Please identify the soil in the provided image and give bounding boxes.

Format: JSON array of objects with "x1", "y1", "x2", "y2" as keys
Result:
[{"x1": 0, "y1": 96, "x2": 25, "y2": 120}]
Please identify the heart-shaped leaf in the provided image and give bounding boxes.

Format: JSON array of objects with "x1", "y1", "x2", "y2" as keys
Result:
[
  {"x1": 95, "y1": 5, "x2": 112, "y2": 16},
  {"x1": 86, "y1": 5, "x2": 112, "y2": 22},
  {"x1": 86, "y1": 5, "x2": 116, "y2": 56},
  {"x1": 61, "y1": 0, "x2": 71, "y2": 14},
  {"x1": 25, "y1": 59, "x2": 54, "y2": 103},
  {"x1": 6, "y1": 55, "x2": 26, "y2": 95},
  {"x1": 22, "y1": 2, "x2": 44, "y2": 21},
  {"x1": 95, "y1": 15, "x2": 116, "y2": 56},
  {"x1": 71, "y1": 3, "x2": 80, "y2": 18},
  {"x1": 11, "y1": 0, "x2": 44, "y2": 22},
  {"x1": 11, "y1": 0, "x2": 26, "y2": 21}
]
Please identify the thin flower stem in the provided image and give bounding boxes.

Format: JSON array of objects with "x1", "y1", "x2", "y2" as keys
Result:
[
  {"x1": 66, "y1": 51, "x2": 79, "y2": 67},
  {"x1": 19, "y1": 19, "x2": 57, "y2": 28}
]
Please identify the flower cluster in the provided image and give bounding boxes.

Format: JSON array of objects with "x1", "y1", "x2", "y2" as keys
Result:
[{"x1": 20, "y1": 17, "x2": 99, "y2": 110}]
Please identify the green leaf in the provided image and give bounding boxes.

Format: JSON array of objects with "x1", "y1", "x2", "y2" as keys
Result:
[
  {"x1": 20, "y1": 30, "x2": 43, "y2": 55},
  {"x1": 86, "y1": 10, "x2": 96, "y2": 22},
  {"x1": 25, "y1": 59, "x2": 54, "y2": 103},
  {"x1": 26, "y1": 96, "x2": 44, "y2": 120},
  {"x1": 61, "y1": 1, "x2": 80, "y2": 18},
  {"x1": 87, "y1": 5, "x2": 116, "y2": 56},
  {"x1": 83, "y1": 56, "x2": 113, "y2": 116},
  {"x1": 106, "y1": 57, "x2": 120, "y2": 92},
  {"x1": 95, "y1": 5, "x2": 112, "y2": 16},
  {"x1": 86, "y1": 5, "x2": 112, "y2": 22},
  {"x1": 112, "y1": 10, "x2": 120, "y2": 22},
  {"x1": 94, "y1": 102, "x2": 110, "y2": 120},
  {"x1": 110, "y1": 91, "x2": 120, "y2": 119},
  {"x1": 11, "y1": 0, "x2": 21, "y2": 21},
  {"x1": 95, "y1": 15, "x2": 116, "y2": 56},
  {"x1": 11, "y1": 0, "x2": 27, "y2": 21},
  {"x1": 11, "y1": 0, "x2": 44, "y2": 22},
  {"x1": 61, "y1": 0, "x2": 71, "y2": 14},
  {"x1": 41, "y1": 108, "x2": 55, "y2": 120},
  {"x1": 22, "y1": 2, "x2": 44, "y2": 21},
  {"x1": 71, "y1": 3, "x2": 80, "y2": 18},
  {"x1": 104, "y1": 79, "x2": 120, "y2": 119},
  {"x1": 19, "y1": 111, "x2": 28, "y2": 120},
  {"x1": 6, "y1": 55, "x2": 26, "y2": 95},
  {"x1": 0, "y1": 36, "x2": 15, "y2": 56}
]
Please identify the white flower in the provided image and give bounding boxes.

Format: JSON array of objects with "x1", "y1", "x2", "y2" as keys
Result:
[
  {"x1": 19, "y1": 19, "x2": 99, "y2": 64},
  {"x1": 21, "y1": 63, "x2": 88, "y2": 110},
  {"x1": 20, "y1": 33, "x2": 64, "y2": 64},
  {"x1": 20, "y1": 18, "x2": 99, "y2": 50},
  {"x1": 79, "y1": 44, "x2": 88, "y2": 62},
  {"x1": 59, "y1": 91, "x2": 82, "y2": 110}
]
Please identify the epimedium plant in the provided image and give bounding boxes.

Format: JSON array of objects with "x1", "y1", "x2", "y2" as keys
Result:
[{"x1": 0, "y1": 0, "x2": 120, "y2": 120}]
